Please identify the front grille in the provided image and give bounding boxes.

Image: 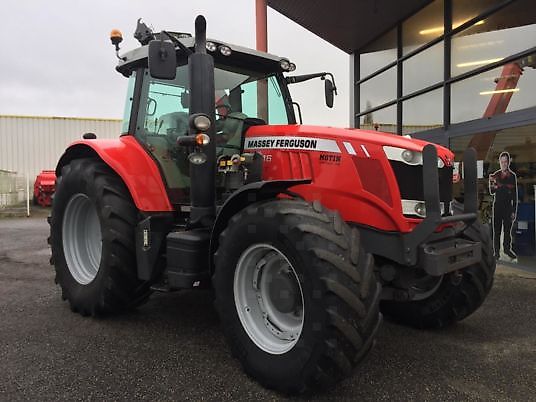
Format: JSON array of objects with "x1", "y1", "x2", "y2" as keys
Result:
[
  {"x1": 389, "y1": 161, "x2": 453, "y2": 204},
  {"x1": 353, "y1": 157, "x2": 392, "y2": 206}
]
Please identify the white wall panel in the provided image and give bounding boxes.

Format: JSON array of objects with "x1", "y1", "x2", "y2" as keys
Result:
[{"x1": 0, "y1": 115, "x2": 122, "y2": 179}]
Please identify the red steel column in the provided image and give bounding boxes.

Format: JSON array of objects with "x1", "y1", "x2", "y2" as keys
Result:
[
  {"x1": 256, "y1": 0, "x2": 268, "y2": 121},
  {"x1": 256, "y1": 0, "x2": 267, "y2": 52}
]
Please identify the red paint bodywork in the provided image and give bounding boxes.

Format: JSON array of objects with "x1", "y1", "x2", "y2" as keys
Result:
[
  {"x1": 59, "y1": 136, "x2": 173, "y2": 212},
  {"x1": 245, "y1": 125, "x2": 454, "y2": 233},
  {"x1": 60, "y1": 126, "x2": 453, "y2": 233},
  {"x1": 34, "y1": 170, "x2": 56, "y2": 207}
]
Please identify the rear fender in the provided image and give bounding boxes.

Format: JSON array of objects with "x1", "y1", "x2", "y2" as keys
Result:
[{"x1": 56, "y1": 136, "x2": 173, "y2": 212}]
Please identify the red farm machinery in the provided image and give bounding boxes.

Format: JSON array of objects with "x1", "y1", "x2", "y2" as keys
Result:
[
  {"x1": 33, "y1": 170, "x2": 56, "y2": 207},
  {"x1": 49, "y1": 16, "x2": 495, "y2": 393}
]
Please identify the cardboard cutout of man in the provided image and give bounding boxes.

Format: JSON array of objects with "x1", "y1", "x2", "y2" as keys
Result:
[{"x1": 489, "y1": 151, "x2": 518, "y2": 260}]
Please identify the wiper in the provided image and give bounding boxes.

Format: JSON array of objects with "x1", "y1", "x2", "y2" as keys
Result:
[
  {"x1": 269, "y1": 76, "x2": 282, "y2": 97},
  {"x1": 161, "y1": 30, "x2": 193, "y2": 56}
]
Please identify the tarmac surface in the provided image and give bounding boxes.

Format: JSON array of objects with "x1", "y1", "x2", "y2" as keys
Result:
[{"x1": 1, "y1": 216, "x2": 535, "y2": 401}]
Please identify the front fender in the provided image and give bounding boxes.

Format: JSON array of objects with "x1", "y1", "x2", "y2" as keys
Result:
[
  {"x1": 56, "y1": 136, "x2": 173, "y2": 212},
  {"x1": 209, "y1": 179, "x2": 310, "y2": 269}
]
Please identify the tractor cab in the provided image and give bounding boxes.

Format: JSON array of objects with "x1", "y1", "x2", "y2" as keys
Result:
[
  {"x1": 114, "y1": 23, "x2": 336, "y2": 211},
  {"x1": 116, "y1": 31, "x2": 299, "y2": 207}
]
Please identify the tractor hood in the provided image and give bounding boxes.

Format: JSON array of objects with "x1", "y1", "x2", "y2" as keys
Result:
[{"x1": 245, "y1": 124, "x2": 454, "y2": 167}]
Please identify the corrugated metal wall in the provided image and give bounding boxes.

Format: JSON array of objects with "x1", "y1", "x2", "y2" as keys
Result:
[{"x1": 0, "y1": 115, "x2": 122, "y2": 179}]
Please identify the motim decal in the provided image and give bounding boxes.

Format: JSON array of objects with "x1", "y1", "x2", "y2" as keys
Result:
[
  {"x1": 319, "y1": 154, "x2": 341, "y2": 164},
  {"x1": 244, "y1": 136, "x2": 341, "y2": 153}
]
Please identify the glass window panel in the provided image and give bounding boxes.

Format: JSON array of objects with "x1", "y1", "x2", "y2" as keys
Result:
[
  {"x1": 360, "y1": 104, "x2": 397, "y2": 134},
  {"x1": 359, "y1": 66, "x2": 396, "y2": 112},
  {"x1": 452, "y1": 0, "x2": 536, "y2": 77},
  {"x1": 268, "y1": 77, "x2": 288, "y2": 124},
  {"x1": 121, "y1": 72, "x2": 136, "y2": 134},
  {"x1": 451, "y1": 59, "x2": 536, "y2": 123},
  {"x1": 402, "y1": 0, "x2": 444, "y2": 54},
  {"x1": 403, "y1": 42, "x2": 443, "y2": 95},
  {"x1": 450, "y1": 124, "x2": 536, "y2": 265},
  {"x1": 360, "y1": 28, "x2": 397, "y2": 78},
  {"x1": 452, "y1": 0, "x2": 506, "y2": 27},
  {"x1": 402, "y1": 88, "x2": 443, "y2": 133}
]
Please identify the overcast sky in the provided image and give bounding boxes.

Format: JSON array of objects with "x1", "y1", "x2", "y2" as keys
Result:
[{"x1": 0, "y1": 0, "x2": 350, "y2": 127}]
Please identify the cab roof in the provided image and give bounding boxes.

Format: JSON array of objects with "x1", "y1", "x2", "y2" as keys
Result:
[{"x1": 116, "y1": 36, "x2": 293, "y2": 77}]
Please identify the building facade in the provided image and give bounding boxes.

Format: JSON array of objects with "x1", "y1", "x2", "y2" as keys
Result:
[
  {"x1": 0, "y1": 115, "x2": 121, "y2": 179},
  {"x1": 0, "y1": 115, "x2": 121, "y2": 207},
  {"x1": 270, "y1": 0, "x2": 535, "y2": 266}
]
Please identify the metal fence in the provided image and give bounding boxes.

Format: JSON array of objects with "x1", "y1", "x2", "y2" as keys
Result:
[{"x1": 0, "y1": 170, "x2": 27, "y2": 210}]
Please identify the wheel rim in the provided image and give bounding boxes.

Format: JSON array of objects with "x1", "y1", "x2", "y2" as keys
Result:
[
  {"x1": 234, "y1": 244, "x2": 304, "y2": 355},
  {"x1": 62, "y1": 193, "x2": 102, "y2": 285}
]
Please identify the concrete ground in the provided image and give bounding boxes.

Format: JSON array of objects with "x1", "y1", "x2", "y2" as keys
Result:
[{"x1": 0, "y1": 216, "x2": 535, "y2": 401}]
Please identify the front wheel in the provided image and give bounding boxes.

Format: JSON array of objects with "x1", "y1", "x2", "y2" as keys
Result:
[
  {"x1": 380, "y1": 221, "x2": 496, "y2": 329},
  {"x1": 213, "y1": 199, "x2": 382, "y2": 393}
]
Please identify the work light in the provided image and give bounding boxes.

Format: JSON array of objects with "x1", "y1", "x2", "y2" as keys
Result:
[
  {"x1": 206, "y1": 41, "x2": 217, "y2": 52},
  {"x1": 219, "y1": 45, "x2": 232, "y2": 56},
  {"x1": 193, "y1": 114, "x2": 211, "y2": 132}
]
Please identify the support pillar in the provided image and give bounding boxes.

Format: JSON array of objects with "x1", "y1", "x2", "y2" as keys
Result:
[{"x1": 256, "y1": 0, "x2": 269, "y2": 122}]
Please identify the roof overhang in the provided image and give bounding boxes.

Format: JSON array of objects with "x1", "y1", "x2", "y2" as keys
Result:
[{"x1": 267, "y1": 0, "x2": 433, "y2": 53}]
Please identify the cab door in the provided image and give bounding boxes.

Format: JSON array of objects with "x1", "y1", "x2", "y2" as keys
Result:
[{"x1": 134, "y1": 67, "x2": 192, "y2": 205}]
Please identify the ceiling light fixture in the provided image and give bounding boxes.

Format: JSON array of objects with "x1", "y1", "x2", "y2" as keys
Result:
[
  {"x1": 479, "y1": 88, "x2": 520, "y2": 95},
  {"x1": 457, "y1": 57, "x2": 504, "y2": 68},
  {"x1": 419, "y1": 19, "x2": 484, "y2": 35}
]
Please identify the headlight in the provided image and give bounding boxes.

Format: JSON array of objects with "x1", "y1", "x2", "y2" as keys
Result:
[
  {"x1": 193, "y1": 114, "x2": 211, "y2": 132},
  {"x1": 219, "y1": 45, "x2": 232, "y2": 56},
  {"x1": 383, "y1": 146, "x2": 445, "y2": 167},
  {"x1": 414, "y1": 202, "x2": 426, "y2": 218},
  {"x1": 401, "y1": 200, "x2": 450, "y2": 218},
  {"x1": 280, "y1": 59, "x2": 290, "y2": 71},
  {"x1": 189, "y1": 152, "x2": 207, "y2": 165},
  {"x1": 401, "y1": 149, "x2": 415, "y2": 163},
  {"x1": 206, "y1": 41, "x2": 217, "y2": 52},
  {"x1": 288, "y1": 62, "x2": 296, "y2": 72}
]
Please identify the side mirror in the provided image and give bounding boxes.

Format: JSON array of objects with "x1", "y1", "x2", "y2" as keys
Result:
[
  {"x1": 148, "y1": 40, "x2": 176, "y2": 80},
  {"x1": 325, "y1": 78, "x2": 335, "y2": 108}
]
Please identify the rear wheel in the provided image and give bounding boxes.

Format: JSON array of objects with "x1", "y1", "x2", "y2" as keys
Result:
[
  {"x1": 49, "y1": 158, "x2": 151, "y2": 316},
  {"x1": 213, "y1": 199, "x2": 382, "y2": 393},
  {"x1": 380, "y1": 221, "x2": 495, "y2": 329}
]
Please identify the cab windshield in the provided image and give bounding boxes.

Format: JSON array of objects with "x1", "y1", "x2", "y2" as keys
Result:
[
  {"x1": 135, "y1": 63, "x2": 290, "y2": 130},
  {"x1": 129, "y1": 63, "x2": 291, "y2": 203}
]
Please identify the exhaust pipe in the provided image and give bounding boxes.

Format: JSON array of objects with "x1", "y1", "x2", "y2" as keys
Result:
[{"x1": 188, "y1": 15, "x2": 217, "y2": 227}]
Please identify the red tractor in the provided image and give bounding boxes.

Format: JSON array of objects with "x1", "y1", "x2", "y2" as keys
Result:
[{"x1": 49, "y1": 16, "x2": 495, "y2": 393}]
